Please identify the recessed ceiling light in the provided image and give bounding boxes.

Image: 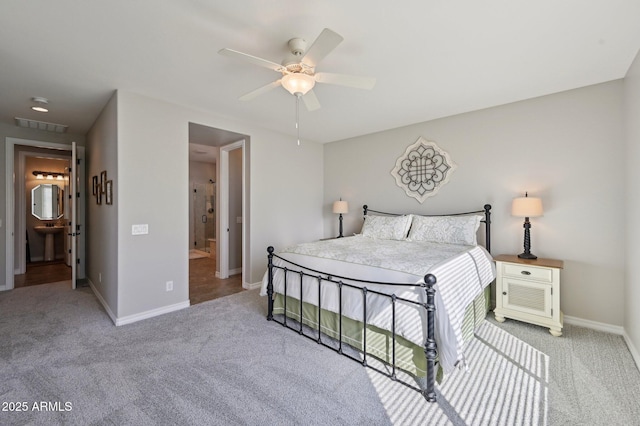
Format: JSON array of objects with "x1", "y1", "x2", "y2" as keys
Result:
[{"x1": 31, "y1": 97, "x2": 49, "y2": 113}]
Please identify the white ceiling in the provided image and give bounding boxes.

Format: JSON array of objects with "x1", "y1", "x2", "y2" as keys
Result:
[{"x1": 1, "y1": 1, "x2": 639, "y2": 144}]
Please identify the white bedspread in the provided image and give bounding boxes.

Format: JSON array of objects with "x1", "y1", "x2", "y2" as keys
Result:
[{"x1": 260, "y1": 235, "x2": 495, "y2": 374}]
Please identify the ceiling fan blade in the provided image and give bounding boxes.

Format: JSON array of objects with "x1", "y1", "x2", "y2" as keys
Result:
[
  {"x1": 239, "y1": 80, "x2": 282, "y2": 101},
  {"x1": 218, "y1": 48, "x2": 285, "y2": 72},
  {"x1": 301, "y1": 28, "x2": 344, "y2": 68},
  {"x1": 314, "y1": 72, "x2": 376, "y2": 90},
  {"x1": 302, "y1": 90, "x2": 321, "y2": 111}
]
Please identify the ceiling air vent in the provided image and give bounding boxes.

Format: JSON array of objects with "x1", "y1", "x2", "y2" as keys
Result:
[{"x1": 15, "y1": 117, "x2": 68, "y2": 133}]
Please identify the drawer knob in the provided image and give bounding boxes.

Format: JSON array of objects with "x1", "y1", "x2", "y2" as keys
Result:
[
  {"x1": 502, "y1": 291, "x2": 507, "y2": 295},
  {"x1": 521, "y1": 270, "x2": 531, "y2": 275}
]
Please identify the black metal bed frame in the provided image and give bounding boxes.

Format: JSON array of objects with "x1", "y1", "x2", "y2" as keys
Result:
[{"x1": 266, "y1": 204, "x2": 492, "y2": 402}]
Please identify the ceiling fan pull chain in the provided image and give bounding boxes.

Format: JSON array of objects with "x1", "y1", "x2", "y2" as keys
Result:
[{"x1": 296, "y1": 94, "x2": 301, "y2": 146}]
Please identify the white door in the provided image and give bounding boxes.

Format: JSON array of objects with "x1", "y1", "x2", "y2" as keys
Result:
[
  {"x1": 70, "y1": 142, "x2": 78, "y2": 289},
  {"x1": 218, "y1": 140, "x2": 244, "y2": 279},
  {"x1": 68, "y1": 142, "x2": 87, "y2": 288}
]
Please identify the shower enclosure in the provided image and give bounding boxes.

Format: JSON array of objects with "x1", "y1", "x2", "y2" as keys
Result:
[{"x1": 192, "y1": 182, "x2": 215, "y2": 253}]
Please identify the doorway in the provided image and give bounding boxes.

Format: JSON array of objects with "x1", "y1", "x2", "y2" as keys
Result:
[
  {"x1": 17, "y1": 153, "x2": 71, "y2": 287},
  {"x1": 188, "y1": 123, "x2": 248, "y2": 304},
  {"x1": 4, "y1": 138, "x2": 86, "y2": 291}
]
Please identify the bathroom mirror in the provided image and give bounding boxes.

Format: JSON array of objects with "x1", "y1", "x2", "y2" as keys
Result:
[{"x1": 32, "y1": 184, "x2": 64, "y2": 220}]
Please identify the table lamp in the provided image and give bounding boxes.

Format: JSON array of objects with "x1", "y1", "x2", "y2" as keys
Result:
[
  {"x1": 332, "y1": 199, "x2": 349, "y2": 238},
  {"x1": 512, "y1": 192, "x2": 543, "y2": 259}
]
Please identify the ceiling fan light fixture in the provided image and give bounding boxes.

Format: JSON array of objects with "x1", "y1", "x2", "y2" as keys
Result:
[
  {"x1": 30, "y1": 97, "x2": 49, "y2": 113},
  {"x1": 281, "y1": 73, "x2": 315, "y2": 96}
]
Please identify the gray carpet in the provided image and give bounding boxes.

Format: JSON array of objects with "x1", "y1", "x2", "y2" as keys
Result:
[
  {"x1": 0, "y1": 282, "x2": 639, "y2": 425},
  {"x1": 485, "y1": 315, "x2": 640, "y2": 425}
]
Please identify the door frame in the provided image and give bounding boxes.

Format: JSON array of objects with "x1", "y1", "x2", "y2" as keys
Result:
[
  {"x1": 218, "y1": 139, "x2": 245, "y2": 280},
  {"x1": 15, "y1": 150, "x2": 71, "y2": 274},
  {"x1": 4, "y1": 137, "x2": 85, "y2": 291}
]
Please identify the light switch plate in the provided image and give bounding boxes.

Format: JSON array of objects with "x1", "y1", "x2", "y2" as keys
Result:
[{"x1": 132, "y1": 224, "x2": 149, "y2": 235}]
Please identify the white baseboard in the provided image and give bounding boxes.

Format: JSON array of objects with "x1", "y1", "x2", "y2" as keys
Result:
[
  {"x1": 243, "y1": 281, "x2": 262, "y2": 290},
  {"x1": 88, "y1": 279, "x2": 190, "y2": 326},
  {"x1": 623, "y1": 331, "x2": 640, "y2": 371},
  {"x1": 87, "y1": 279, "x2": 118, "y2": 325},
  {"x1": 532, "y1": 314, "x2": 640, "y2": 371},
  {"x1": 215, "y1": 267, "x2": 242, "y2": 279},
  {"x1": 563, "y1": 315, "x2": 625, "y2": 335},
  {"x1": 115, "y1": 300, "x2": 190, "y2": 326}
]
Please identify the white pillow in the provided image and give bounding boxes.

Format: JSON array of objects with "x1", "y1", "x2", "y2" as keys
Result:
[
  {"x1": 408, "y1": 215, "x2": 482, "y2": 246},
  {"x1": 361, "y1": 214, "x2": 413, "y2": 240}
]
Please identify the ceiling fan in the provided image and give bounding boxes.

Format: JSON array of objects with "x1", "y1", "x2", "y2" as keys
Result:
[{"x1": 218, "y1": 28, "x2": 376, "y2": 111}]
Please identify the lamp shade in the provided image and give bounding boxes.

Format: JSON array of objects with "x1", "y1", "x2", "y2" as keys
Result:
[
  {"x1": 512, "y1": 196, "x2": 543, "y2": 218},
  {"x1": 281, "y1": 73, "x2": 316, "y2": 95},
  {"x1": 333, "y1": 200, "x2": 349, "y2": 214}
]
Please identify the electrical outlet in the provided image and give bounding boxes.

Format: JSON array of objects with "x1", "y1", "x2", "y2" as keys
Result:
[{"x1": 166, "y1": 281, "x2": 173, "y2": 292}]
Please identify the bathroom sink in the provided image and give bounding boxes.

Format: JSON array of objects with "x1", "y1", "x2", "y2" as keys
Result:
[
  {"x1": 34, "y1": 225, "x2": 64, "y2": 234},
  {"x1": 34, "y1": 226, "x2": 65, "y2": 262}
]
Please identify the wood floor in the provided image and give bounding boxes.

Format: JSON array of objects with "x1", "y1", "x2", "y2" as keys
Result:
[
  {"x1": 189, "y1": 255, "x2": 244, "y2": 305},
  {"x1": 14, "y1": 260, "x2": 72, "y2": 288},
  {"x1": 13, "y1": 255, "x2": 244, "y2": 306}
]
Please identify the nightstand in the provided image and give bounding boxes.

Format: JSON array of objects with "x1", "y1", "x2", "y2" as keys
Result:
[{"x1": 493, "y1": 254, "x2": 564, "y2": 337}]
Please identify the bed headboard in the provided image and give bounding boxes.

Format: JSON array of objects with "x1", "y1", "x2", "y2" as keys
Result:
[{"x1": 362, "y1": 204, "x2": 492, "y2": 253}]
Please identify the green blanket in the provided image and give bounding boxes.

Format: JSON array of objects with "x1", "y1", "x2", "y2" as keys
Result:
[{"x1": 272, "y1": 286, "x2": 490, "y2": 378}]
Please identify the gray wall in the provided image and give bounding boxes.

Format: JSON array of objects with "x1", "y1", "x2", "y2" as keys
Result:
[
  {"x1": 324, "y1": 81, "x2": 625, "y2": 328},
  {"x1": 86, "y1": 90, "x2": 323, "y2": 321},
  {"x1": 86, "y1": 92, "x2": 119, "y2": 316},
  {"x1": 624, "y1": 49, "x2": 640, "y2": 363},
  {"x1": 116, "y1": 91, "x2": 190, "y2": 318}
]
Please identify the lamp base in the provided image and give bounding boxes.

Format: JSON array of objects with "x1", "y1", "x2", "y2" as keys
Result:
[{"x1": 518, "y1": 252, "x2": 538, "y2": 260}]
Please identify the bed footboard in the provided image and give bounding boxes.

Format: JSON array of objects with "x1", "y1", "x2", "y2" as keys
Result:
[{"x1": 266, "y1": 246, "x2": 438, "y2": 402}]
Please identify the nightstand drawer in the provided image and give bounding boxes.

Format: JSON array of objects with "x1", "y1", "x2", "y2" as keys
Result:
[{"x1": 502, "y1": 263, "x2": 553, "y2": 283}]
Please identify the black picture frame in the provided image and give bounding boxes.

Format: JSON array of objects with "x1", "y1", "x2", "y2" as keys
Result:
[
  {"x1": 100, "y1": 170, "x2": 107, "y2": 194},
  {"x1": 106, "y1": 180, "x2": 113, "y2": 205},
  {"x1": 92, "y1": 175, "x2": 98, "y2": 195}
]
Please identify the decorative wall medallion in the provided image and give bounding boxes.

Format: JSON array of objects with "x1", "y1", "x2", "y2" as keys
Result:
[{"x1": 391, "y1": 137, "x2": 457, "y2": 203}]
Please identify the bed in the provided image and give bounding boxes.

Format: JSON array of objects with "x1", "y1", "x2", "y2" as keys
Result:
[{"x1": 261, "y1": 204, "x2": 495, "y2": 402}]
